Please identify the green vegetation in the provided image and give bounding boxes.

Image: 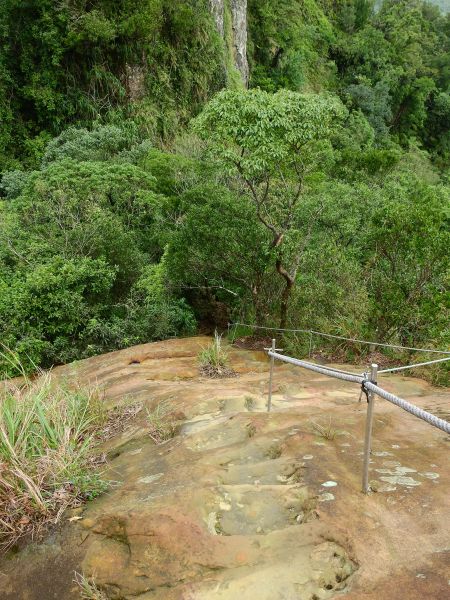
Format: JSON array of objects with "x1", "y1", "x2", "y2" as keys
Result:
[
  {"x1": 0, "y1": 0, "x2": 225, "y2": 169},
  {"x1": 198, "y1": 331, "x2": 234, "y2": 377},
  {"x1": 146, "y1": 401, "x2": 180, "y2": 444},
  {"x1": 245, "y1": 422, "x2": 257, "y2": 438},
  {"x1": 310, "y1": 418, "x2": 342, "y2": 441},
  {"x1": 74, "y1": 572, "x2": 108, "y2": 600},
  {"x1": 193, "y1": 89, "x2": 347, "y2": 327},
  {"x1": 265, "y1": 442, "x2": 283, "y2": 459},
  {"x1": 0, "y1": 0, "x2": 448, "y2": 380},
  {"x1": 244, "y1": 396, "x2": 255, "y2": 411},
  {"x1": 0, "y1": 370, "x2": 108, "y2": 551},
  {"x1": 0, "y1": 126, "x2": 196, "y2": 375},
  {"x1": 248, "y1": 0, "x2": 450, "y2": 165}
]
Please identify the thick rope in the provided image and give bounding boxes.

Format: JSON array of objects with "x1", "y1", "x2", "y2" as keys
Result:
[
  {"x1": 268, "y1": 351, "x2": 364, "y2": 384},
  {"x1": 233, "y1": 322, "x2": 450, "y2": 355},
  {"x1": 364, "y1": 381, "x2": 450, "y2": 435},
  {"x1": 268, "y1": 350, "x2": 450, "y2": 435},
  {"x1": 378, "y1": 356, "x2": 450, "y2": 374},
  {"x1": 304, "y1": 363, "x2": 363, "y2": 377}
]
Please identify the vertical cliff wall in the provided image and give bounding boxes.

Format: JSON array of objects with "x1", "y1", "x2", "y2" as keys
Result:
[
  {"x1": 231, "y1": 0, "x2": 249, "y2": 86},
  {"x1": 209, "y1": 0, "x2": 225, "y2": 37},
  {"x1": 209, "y1": 0, "x2": 249, "y2": 87}
]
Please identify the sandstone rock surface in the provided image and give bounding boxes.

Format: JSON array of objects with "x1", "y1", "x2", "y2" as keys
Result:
[{"x1": 1, "y1": 336, "x2": 449, "y2": 599}]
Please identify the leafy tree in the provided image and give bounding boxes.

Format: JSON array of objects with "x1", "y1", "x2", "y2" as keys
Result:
[
  {"x1": 0, "y1": 257, "x2": 117, "y2": 371},
  {"x1": 165, "y1": 183, "x2": 272, "y2": 325},
  {"x1": 0, "y1": 125, "x2": 196, "y2": 374},
  {"x1": 364, "y1": 174, "x2": 449, "y2": 346},
  {"x1": 41, "y1": 124, "x2": 139, "y2": 164},
  {"x1": 248, "y1": 0, "x2": 336, "y2": 92},
  {"x1": 1, "y1": 158, "x2": 155, "y2": 287},
  {"x1": 333, "y1": 0, "x2": 449, "y2": 152},
  {"x1": 424, "y1": 91, "x2": 450, "y2": 165},
  {"x1": 194, "y1": 88, "x2": 347, "y2": 327},
  {"x1": 345, "y1": 80, "x2": 392, "y2": 137}
]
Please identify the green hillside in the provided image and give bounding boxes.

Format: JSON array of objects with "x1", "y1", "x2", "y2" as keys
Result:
[{"x1": 0, "y1": 0, "x2": 449, "y2": 380}]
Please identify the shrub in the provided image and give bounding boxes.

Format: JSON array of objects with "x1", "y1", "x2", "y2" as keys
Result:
[
  {"x1": 42, "y1": 125, "x2": 138, "y2": 165},
  {"x1": 0, "y1": 257, "x2": 118, "y2": 375},
  {"x1": 265, "y1": 442, "x2": 282, "y2": 459}
]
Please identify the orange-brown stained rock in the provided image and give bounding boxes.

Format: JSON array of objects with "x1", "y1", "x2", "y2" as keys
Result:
[{"x1": 1, "y1": 336, "x2": 449, "y2": 599}]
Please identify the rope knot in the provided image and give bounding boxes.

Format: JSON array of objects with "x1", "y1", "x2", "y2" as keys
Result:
[{"x1": 359, "y1": 373, "x2": 370, "y2": 403}]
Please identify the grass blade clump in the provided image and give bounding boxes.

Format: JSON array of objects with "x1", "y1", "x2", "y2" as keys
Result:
[
  {"x1": 147, "y1": 400, "x2": 180, "y2": 444},
  {"x1": 74, "y1": 572, "x2": 108, "y2": 600},
  {"x1": 310, "y1": 417, "x2": 343, "y2": 441},
  {"x1": 0, "y1": 371, "x2": 108, "y2": 552},
  {"x1": 198, "y1": 331, "x2": 236, "y2": 378}
]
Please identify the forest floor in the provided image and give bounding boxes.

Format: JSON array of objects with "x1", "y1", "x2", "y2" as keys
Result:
[{"x1": 1, "y1": 337, "x2": 449, "y2": 599}]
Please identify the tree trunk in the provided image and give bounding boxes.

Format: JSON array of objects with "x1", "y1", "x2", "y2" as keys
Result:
[
  {"x1": 276, "y1": 257, "x2": 295, "y2": 329},
  {"x1": 252, "y1": 287, "x2": 264, "y2": 327},
  {"x1": 279, "y1": 278, "x2": 293, "y2": 329}
]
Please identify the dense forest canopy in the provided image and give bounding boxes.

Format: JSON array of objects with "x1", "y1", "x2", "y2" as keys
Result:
[{"x1": 0, "y1": 0, "x2": 449, "y2": 379}]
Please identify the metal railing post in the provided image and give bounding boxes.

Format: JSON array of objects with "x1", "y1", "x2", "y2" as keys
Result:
[
  {"x1": 267, "y1": 338, "x2": 276, "y2": 412},
  {"x1": 362, "y1": 363, "x2": 378, "y2": 494}
]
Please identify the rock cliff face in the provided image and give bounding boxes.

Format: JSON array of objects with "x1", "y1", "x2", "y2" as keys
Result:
[
  {"x1": 209, "y1": 0, "x2": 249, "y2": 86},
  {"x1": 209, "y1": 0, "x2": 225, "y2": 37},
  {"x1": 231, "y1": 0, "x2": 249, "y2": 86}
]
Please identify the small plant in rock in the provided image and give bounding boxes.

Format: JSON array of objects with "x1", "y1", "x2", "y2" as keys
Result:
[
  {"x1": 245, "y1": 422, "x2": 257, "y2": 438},
  {"x1": 244, "y1": 396, "x2": 255, "y2": 411},
  {"x1": 147, "y1": 401, "x2": 180, "y2": 444},
  {"x1": 310, "y1": 418, "x2": 341, "y2": 441},
  {"x1": 265, "y1": 442, "x2": 282, "y2": 459},
  {"x1": 74, "y1": 572, "x2": 108, "y2": 600},
  {"x1": 198, "y1": 331, "x2": 235, "y2": 378}
]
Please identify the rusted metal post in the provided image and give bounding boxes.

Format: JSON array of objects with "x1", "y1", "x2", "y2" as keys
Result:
[
  {"x1": 267, "y1": 338, "x2": 276, "y2": 412},
  {"x1": 362, "y1": 363, "x2": 378, "y2": 494}
]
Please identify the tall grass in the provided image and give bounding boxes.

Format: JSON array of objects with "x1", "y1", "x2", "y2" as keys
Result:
[
  {"x1": 147, "y1": 400, "x2": 180, "y2": 444},
  {"x1": 310, "y1": 417, "x2": 341, "y2": 441},
  {"x1": 74, "y1": 572, "x2": 108, "y2": 600},
  {"x1": 0, "y1": 371, "x2": 108, "y2": 551},
  {"x1": 199, "y1": 331, "x2": 235, "y2": 377}
]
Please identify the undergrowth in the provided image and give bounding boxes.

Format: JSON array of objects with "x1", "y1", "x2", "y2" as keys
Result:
[
  {"x1": 244, "y1": 396, "x2": 255, "y2": 411},
  {"x1": 0, "y1": 370, "x2": 109, "y2": 552}
]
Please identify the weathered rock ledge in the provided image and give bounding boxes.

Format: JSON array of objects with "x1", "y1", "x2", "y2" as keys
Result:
[{"x1": 1, "y1": 337, "x2": 449, "y2": 599}]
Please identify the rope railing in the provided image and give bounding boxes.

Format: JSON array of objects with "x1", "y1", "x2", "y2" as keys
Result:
[
  {"x1": 265, "y1": 342, "x2": 449, "y2": 494},
  {"x1": 364, "y1": 381, "x2": 450, "y2": 434},
  {"x1": 230, "y1": 321, "x2": 450, "y2": 355},
  {"x1": 378, "y1": 356, "x2": 450, "y2": 374},
  {"x1": 268, "y1": 351, "x2": 364, "y2": 384}
]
